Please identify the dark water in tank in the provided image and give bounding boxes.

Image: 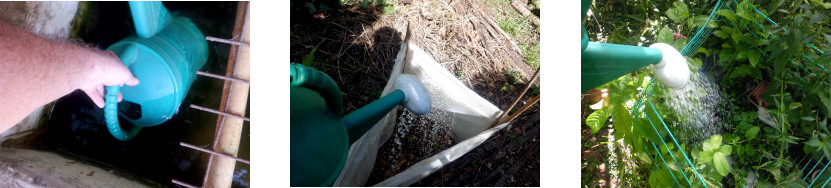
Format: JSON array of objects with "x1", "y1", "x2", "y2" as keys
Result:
[{"x1": 38, "y1": 2, "x2": 249, "y2": 187}]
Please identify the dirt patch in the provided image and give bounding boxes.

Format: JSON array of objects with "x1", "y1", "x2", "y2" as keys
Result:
[
  {"x1": 365, "y1": 109, "x2": 455, "y2": 185},
  {"x1": 412, "y1": 110, "x2": 539, "y2": 186}
]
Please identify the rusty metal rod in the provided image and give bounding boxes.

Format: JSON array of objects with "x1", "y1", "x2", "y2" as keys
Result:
[
  {"x1": 206, "y1": 36, "x2": 250, "y2": 46},
  {"x1": 190, "y1": 104, "x2": 250, "y2": 121},
  {"x1": 490, "y1": 68, "x2": 540, "y2": 128},
  {"x1": 172, "y1": 179, "x2": 200, "y2": 188},
  {"x1": 180, "y1": 142, "x2": 251, "y2": 164},
  {"x1": 197, "y1": 71, "x2": 250, "y2": 84}
]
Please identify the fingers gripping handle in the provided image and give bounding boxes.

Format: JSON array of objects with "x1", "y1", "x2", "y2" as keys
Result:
[
  {"x1": 104, "y1": 43, "x2": 142, "y2": 141},
  {"x1": 104, "y1": 85, "x2": 142, "y2": 141}
]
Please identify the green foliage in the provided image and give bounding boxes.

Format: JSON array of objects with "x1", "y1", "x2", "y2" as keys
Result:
[
  {"x1": 666, "y1": 1, "x2": 690, "y2": 24},
  {"x1": 341, "y1": 0, "x2": 396, "y2": 14},
  {"x1": 587, "y1": 0, "x2": 831, "y2": 187},
  {"x1": 585, "y1": 107, "x2": 610, "y2": 135},
  {"x1": 302, "y1": 48, "x2": 317, "y2": 67}
]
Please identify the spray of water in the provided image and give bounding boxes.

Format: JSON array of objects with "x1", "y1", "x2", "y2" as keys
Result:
[
  {"x1": 660, "y1": 63, "x2": 730, "y2": 143},
  {"x1": 388, "y1": 74, "x2": 456, "y2": 169}
]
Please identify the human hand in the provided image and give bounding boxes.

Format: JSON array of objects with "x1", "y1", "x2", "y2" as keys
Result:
[{"x1": 80, "y1": 50, "x2": 140, "y2": 108}]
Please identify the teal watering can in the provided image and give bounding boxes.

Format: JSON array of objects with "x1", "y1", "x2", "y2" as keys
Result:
[
  {"x1": 580, "y1": 0, "x2": 690, "y2": 93},
  {"x1": 290, "y1": 64, "x2": 431, "y2": 186},
  {"x1": 103, "y1": 1, "x2": 208, "y2": 141}
]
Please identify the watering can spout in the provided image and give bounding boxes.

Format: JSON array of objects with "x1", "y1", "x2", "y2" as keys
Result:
[
  {"x1": 581, "y1": 41, "x2": 691, "y2": 92},
  {"x1": 342, "y1": 74, "x2": 431, "y2": 144},
  {"x1": 650, "y1": 43, "x2": 690, "y2": 89},
  {"x1": 128, "y1": 1, "x2": 173, "y2": 38}
]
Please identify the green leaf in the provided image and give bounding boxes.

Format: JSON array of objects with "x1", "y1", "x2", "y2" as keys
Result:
[
  {"x1": 715, "y1": 9, "x2": 738, "y2": 23},
  {"x1": 809, "y1": 12, "x2": 825, "y2": 25},
  {"x1": 748, "y1": 50, "x2": 761, "y2": 67},
  {"x1": 704, "y1": 135, "x2": 722, "y2": 151},
  {"x1": 820, "y1": 91, "x2": 831, "y2": 117},
  {"x1": 672, "y1": 37, "x2": 687, "y2": 51},
  {"x1": 699, "y1": 150, "x2": 714, "y2": 163},
  {"x1": 696, "y1": 47, "x2": 711, "y2": 56},
  {"x1": 658, "y1": 167, "x2": 675, "y2": 186},
  {"x1": 731, "y1": 31, "x2": 743, "y2": 43},
  {"x1": 612, "y1": 104, "x2": 633, "y2": 136},
  {"x1": 745, "y1": 144, "x2": 756, "y2": 156},
  {"x1": 746, "y1": 126, "x2": 760, "y2": 140},
  {"x1": 713, "y1": 30, "x2": 729, "y2": 39},
  {"x1": 666, "y1": 9, "x2": 683, "y2": 23},
  {"x1": 803, "y1": 116, "x2": 816, "y2": 121},
  {"x1": 821, "y1": 119, "x2": 828, "y2": 132},
  {"x1": 791, "y1": 102, "x2": 803, "y2": 110},
  {"x1": 585, "y1": 108, "x2": 610, "y2": 134},
  {"x1": 649, "y1": 171, "x2": 659, "y2": 187},
  {"x1": 719, "y1": 144, "x2": 733, "y2": 155},
  {"x1": 736, "y1": 51, "x2": 747, "y2": 61},
  {"x1": 816, "y1": 50, "x2": 831, "y2": 66},
  {"x1": 302, "y1": 48, "x2": 317, "y2": 66},
  {"x1": 811, "y1": 0, "x2": 831, "y2": 9},
  {"x1": 657, "y1": 27, "x2": 674, "y2": 44},
  {"x1": 625, "y1": 14, "x2": 647, "y2": 23},
  {"x1": 808, "y1": 137, "x2": 824, "y2": 147},
  {"x1": 637, "y1": 151, "x2": 653, "y2": 165},
  {"x1": 714, "y1": 151, "x2": 731, "y2": 176},
  {"x1": 666, "y1": 1, "x2": 690, "y2": 23}
]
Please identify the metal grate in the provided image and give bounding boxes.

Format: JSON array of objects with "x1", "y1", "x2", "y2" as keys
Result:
[{"x1": 170, "y1": 2, "x2": 250, "y2": 187}]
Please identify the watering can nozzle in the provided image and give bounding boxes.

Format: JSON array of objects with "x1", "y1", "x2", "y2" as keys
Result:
[
  {"x1": 650, "y1": 43, "x2": 690, "y2": 89},
  {"x1": 394, "y1": 74, "x2": 431, "y2": 115}
]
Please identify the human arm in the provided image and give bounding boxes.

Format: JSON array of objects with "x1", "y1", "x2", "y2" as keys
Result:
[{"x1": 0, "y1": 21, "x2": 139, "y2": 131}]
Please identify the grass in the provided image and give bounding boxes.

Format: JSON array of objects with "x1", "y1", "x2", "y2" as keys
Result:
[{"x1": 485, "y1": 0, "x2": 540, "y2": 69}]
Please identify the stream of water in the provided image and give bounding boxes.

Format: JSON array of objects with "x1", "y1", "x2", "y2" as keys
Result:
[{"x1": 660, "y1": 60, "x2": 731, "y2": 144}]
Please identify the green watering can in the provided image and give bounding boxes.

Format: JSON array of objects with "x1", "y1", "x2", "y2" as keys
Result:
[
  {"x1": 581, "y1": 0, "x2": 690, "y2": 93},
  {"x1": 290, "y1": 64, "x2": 431, "y2": 186},
  {"x1": 102, "y1": 1, "x2": 208, "y2": 141}
]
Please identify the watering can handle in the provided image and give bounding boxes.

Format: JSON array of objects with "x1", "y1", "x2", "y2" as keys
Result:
[
  {"x1": 103, "y1": 44, "x2": 143, "y2": 141},
  {"x1": 104, "y1": 86, "x2": 143, "y2": 141}
]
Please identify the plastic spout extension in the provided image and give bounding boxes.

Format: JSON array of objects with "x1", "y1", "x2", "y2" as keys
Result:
[{"x1": 650, "y1": 43, "x2": 690, "y2": 89}]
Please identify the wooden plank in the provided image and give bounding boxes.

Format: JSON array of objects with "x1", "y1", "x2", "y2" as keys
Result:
[{"x1": 204, "y1": 2, "x2": 249, "y2": 188}]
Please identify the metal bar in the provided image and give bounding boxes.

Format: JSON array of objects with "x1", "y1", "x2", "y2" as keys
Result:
[
  {"x1": 197, "y1": 71, "x2": 250, "y2": 84},
  {"x1": 181, "y1": 142, "x2": 251, "y2": 164},
  {"x1": 172, "y1": 179, "x2": 200, "y2": 188},
  {"x1": 206, "y1": 36, "x2": 250, "y2": 46},
  {"x1": 190, "y1": 104, "x2": 250, "y2": 121},
  {"x1": 205, "y1": 2, "x2": 250, "y2": 187}
]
